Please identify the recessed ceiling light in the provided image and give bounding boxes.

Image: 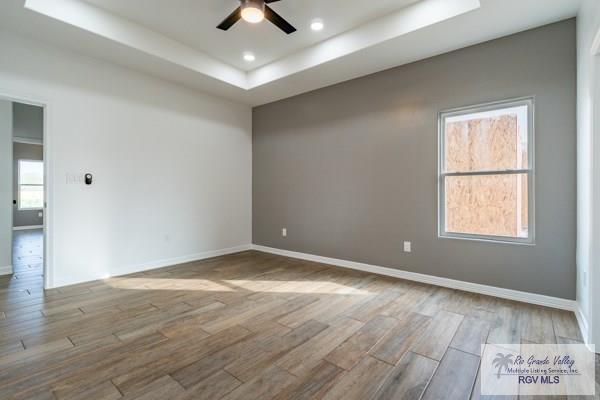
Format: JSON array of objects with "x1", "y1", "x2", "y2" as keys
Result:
[
  {"x1": 243, "y1": 52, "x2": 256, "y2": 62},
  {"x1": 310, "y1": 19, "x2": 324, "y2": 31}
]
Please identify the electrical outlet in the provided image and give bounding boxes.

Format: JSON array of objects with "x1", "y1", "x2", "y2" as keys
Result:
[
  {"x1": 282, "y1": 228, "x2": 287, "y2": 237},
  {"x1": 403, "y1": 241, "x2": 411, "y2": 253}
]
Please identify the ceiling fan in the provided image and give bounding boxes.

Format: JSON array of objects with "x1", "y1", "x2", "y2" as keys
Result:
[{"x1": 217, "y1": 0, "x2": 297, "y2": 35}]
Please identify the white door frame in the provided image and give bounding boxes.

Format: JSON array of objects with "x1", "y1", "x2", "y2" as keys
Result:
[
  {"x1": 0, "y1": 90, "x2": 53, "y2": 290},
  {"x1": 590, "y1": 28, "x2": 600, "y2": 351}
]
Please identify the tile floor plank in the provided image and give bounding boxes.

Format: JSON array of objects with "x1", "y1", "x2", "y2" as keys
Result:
[
  {"x1": 325, "y1": 314, "x2": 397, "y2": 370},
  {"x1": 373, "y1": 351, "x2": 438, "y2": 400},
  {"x1": 369, "y1": 312, "x2": 431, "y2": 365},
  {"x1": 412, "y1": 310, "x2": 464, "y2": 361},
  {"x1": 421, "y1": 348, "x2": 479, "y2": 400}
]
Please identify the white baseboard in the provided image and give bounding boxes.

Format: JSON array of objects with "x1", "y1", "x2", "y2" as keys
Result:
[
  {"x1": 252, "y1": 244, "x2": 577, "y2": 312},
  {"x1": 574, "y1": 305, "x2": 593, "y2": 351},
  {"x1": 121, "y1": 244, "x2": 253, "y2": 276},
  {"x1": 50, "y1": 244, "x2": 252, "y2": 289},
  {"x1": 12, "y1": 225, "x2": 43, "y2": 231},
  {"x1": 0, "y1": 265, "x2": 13, "y2": 276}
]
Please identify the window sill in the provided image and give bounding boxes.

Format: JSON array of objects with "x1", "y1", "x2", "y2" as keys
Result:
[{"x1": 439, "y1": 233, "x2": 535, "y2": 246}]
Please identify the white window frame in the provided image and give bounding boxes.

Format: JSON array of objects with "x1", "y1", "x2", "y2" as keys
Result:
[
  {"x1": 18, "y1": 159, "x2": 44, "y2": 211},
  {"x1": 438, "y1": 97, "x2": 535, "y2": 245}
]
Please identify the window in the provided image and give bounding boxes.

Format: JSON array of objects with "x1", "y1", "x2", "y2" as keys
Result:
[
  {"x1": 438, "y1": 98, "x2": 534, "y2": 244},
  {"x1": 18, "y1": 160, "x2": 44, "y2": 210}
]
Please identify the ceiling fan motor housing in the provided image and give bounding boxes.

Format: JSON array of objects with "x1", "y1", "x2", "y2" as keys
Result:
[{"x1": 241, "y1": 0, "x2": 265, "y2": 17}]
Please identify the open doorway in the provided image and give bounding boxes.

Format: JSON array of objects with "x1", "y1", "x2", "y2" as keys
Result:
[{"x1": 0, "y1": 100, "x2": 45, "y2": 291}]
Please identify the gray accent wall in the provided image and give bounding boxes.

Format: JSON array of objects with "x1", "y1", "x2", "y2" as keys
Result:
[{"x1": 253, "y1": 20, "x2": 576, "y2": 299}]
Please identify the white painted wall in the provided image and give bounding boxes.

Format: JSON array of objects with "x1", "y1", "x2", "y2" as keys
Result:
[
  {"x1": 594, "y1": 42, "x2": 600, "y2": 352},
  {"x1": 0, "y1": 101, "x2": 12, "y2": 274},
  {"x1": 0, "y1": 31, "x2": 252, "y2": 287},
  {"x1": 576, "y1": 0, "x2": 600, "y2": 346}
]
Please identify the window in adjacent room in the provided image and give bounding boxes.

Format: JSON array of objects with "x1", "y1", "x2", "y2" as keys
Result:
[
  {"x1": 438, "y1": 97, "x2": 534, "y2": 244},
  {"x1": 18, "y1": 159, "x2": 44, "y2": 210}
]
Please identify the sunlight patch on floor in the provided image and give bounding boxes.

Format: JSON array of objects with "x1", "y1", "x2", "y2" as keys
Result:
[
  {"x1": 224, "y1": 280, "x2": 372, "y2": 295},
  {"x1": 105, "y1": 278, "x2": 235, "y2": 292},
  {"x1": 104, "y1": 277, "x2": 372, "y2": 295}
]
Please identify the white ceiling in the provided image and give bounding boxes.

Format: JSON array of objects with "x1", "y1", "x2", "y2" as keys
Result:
[
  {"x1": 83, "y1": 0, "x2": 420, "y2": 71},
  {"x1": 0, "y1": 0, "x2": 582, "y2": 106}
]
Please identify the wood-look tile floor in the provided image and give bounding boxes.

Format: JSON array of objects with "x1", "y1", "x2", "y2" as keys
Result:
[{"x1": 0, "y1": 239, "x2": 596, "y2": 400}]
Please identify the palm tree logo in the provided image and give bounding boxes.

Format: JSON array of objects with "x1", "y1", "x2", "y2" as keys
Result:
[{"x1": 492, "y1": 353, "x2": 514, "y2": 378}]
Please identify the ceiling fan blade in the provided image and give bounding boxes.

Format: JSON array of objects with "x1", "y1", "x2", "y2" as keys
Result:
[
  {"x1": 264, "y1": 5, "x2": 296, "y2": 34},
  {"x1": 217, "y1": 6, "x2": 241, "y2": 31},
  {"x1": 264, "y1": 0, "x2": 282, "y2": 3}
]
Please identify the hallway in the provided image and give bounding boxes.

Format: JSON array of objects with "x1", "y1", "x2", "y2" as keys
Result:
[{"x1": 9, "y1": 229, "x2": 43, "y2": 291}]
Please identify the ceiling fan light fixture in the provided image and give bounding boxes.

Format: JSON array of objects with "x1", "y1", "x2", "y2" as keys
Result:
[
  {"x1": 241, "y1": 0, "x2": 265, "y2": 24},
  {"x1": 217, "y1": 0, "x2": 296, "y2": 34}
]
